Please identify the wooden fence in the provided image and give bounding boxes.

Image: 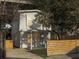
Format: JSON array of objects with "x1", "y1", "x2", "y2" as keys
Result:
[{"x1": 47, "y1": 40, "x2": 79, "y2": 56}]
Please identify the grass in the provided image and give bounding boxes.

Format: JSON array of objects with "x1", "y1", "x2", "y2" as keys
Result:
[{"x1": 29, "y1": 48, "x2": 47, "y2": 58}]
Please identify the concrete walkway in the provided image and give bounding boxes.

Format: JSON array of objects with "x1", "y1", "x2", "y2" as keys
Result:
[{"x1": 6, "y1": 49, "x2": 44, "y2": 59}]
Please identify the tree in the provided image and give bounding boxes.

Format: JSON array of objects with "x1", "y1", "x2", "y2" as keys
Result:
[
  {"x1": 0, "y1": 1, "x2": 20, "y2": 30},
  {"x1": 32, "y1": 0, "x2": 79, "y2": 39}
]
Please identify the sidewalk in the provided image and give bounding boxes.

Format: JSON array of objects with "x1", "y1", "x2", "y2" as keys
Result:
[
  {"x1": 46, "y1": 55, "x2": 71, "y2": 59},
  {"x1": 6, "y1": 48, "x2": 79, "y2": 59},
  {"x1": 6, "y1": 49, "x2": 44, "y2": 59},
  {"x1": 46, "y1": 54, "x2": 79, "y2": 59}
]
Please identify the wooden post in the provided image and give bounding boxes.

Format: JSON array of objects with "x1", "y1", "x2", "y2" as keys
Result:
[{"x1": 30, "y1": 33, "x2": 32, "y2": 50}]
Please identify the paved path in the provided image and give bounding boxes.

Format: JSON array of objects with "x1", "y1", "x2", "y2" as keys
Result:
[{"x1": 6, "y1": 49, "x2": 44, "y2": 59}]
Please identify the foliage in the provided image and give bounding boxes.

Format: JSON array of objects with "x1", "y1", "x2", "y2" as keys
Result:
[
  {"x1": 32, "y1": 0, "x2": 79, "y2": 39},
  {"x1": 0, "y1": 1, "x2": 19, "y2": 30}
]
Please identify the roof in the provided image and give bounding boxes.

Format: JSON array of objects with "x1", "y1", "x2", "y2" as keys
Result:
[{"x1": 0, "y1": 0, "x2": 32, "y2": 4}]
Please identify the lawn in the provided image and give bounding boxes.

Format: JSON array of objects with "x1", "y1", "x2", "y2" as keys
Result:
[{"x1": 29, "y1": 48, "x2": 47, "y2": 58}]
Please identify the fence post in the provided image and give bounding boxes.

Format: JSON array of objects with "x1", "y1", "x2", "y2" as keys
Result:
[{"x1": 30, "y1": 34, "x2": 32, "y2": 50}]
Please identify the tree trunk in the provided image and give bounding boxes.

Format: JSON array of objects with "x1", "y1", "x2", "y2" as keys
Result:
[{"x1": 51, "y1": 30, "x2": 61, "y2": 40}]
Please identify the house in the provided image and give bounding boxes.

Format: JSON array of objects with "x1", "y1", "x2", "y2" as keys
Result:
[{"x1": 18, "y1": 10, "x2": 51, "y2": 49}]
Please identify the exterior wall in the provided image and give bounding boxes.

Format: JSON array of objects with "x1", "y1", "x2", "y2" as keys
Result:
[
  {"x1": 26, "y1": 13, "x2": 37, "y2": 30},
  {"x1": 19, "y1": 10, "x2": 40, "y2": 31},
  {"x1": 19, "y1": 13, "x2": 27, "y2": 31},
  {"x1": 47, "y1": 40, "x2": 79, "y2": 56}
]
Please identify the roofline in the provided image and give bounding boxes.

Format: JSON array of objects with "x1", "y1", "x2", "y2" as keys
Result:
[
  {"x1": 0, "y1": 0, "x2": 32, "y2": 4},
  {"x1": 18, "y1": 10, "x2": 41, "y2": 13}
]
